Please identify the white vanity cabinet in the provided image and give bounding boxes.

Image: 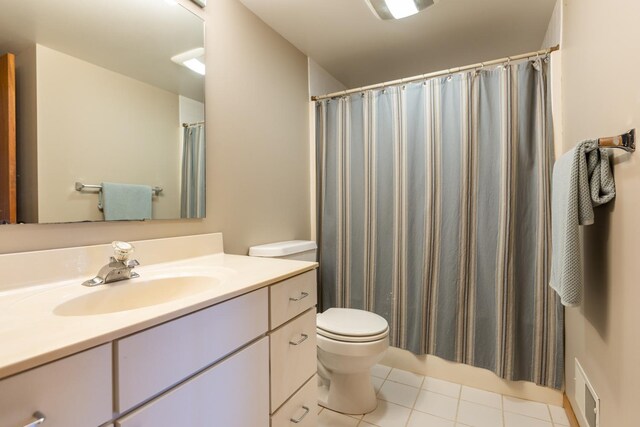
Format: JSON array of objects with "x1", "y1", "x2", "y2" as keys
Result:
[
  {"x1": 0, "y1": 267, "x2": 318, "y2": 427},
  {"x1": 0, "y1": 344, "x2": 112, "y2": 427},
  {"x1": 116, "y1": 337, "x2": 269, "y2": 427},
  {"x1": 115, "y1": 288, "x2": 268, "y2": 412},
  {"x1": 114, "y1": 288, "x2": 270, "y2": 426},
  {"x1": 269, "y1": 270, "x2": 318, "y2": 427}
]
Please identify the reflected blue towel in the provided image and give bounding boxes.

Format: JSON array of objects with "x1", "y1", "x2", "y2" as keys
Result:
[
  {"x1": 101, "y1": 182, "x2": 152, "y2": 221},
  {"x1": 550, "y1": 140, "x2": 615, "y2": 306}
]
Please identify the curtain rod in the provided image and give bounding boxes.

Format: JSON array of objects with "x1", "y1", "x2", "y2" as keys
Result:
[{"x1": 311, "y1": 45, "x2": 560, "y2": 102}]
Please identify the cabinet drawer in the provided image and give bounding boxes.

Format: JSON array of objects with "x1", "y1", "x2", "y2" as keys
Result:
[
  {"x1": 270, "y1": 308, "x2": 317, "y2": 412},
  {"x1": 116, "y1": 337, "x2": 269, "y2": 427},
  {"x1": 0, "y1": 344, "x2": 112, "y2": 427},
  {"x1": 271, "y1": 375, "x2": 318, "y2": 427},
  {"x1": 116, "y1": 288, "x2": 268, "y2": 412},
  {"x1": 269, "y1": 270, "x2": 317, "y2": 329}
]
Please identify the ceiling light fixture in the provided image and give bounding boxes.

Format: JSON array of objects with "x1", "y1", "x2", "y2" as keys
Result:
[
  {"x1": 171, "y1": 48, "x2": 205, "y2": 76},
  {"x1": 365, "y1": 0, "x2": 436, "y2": 20}
]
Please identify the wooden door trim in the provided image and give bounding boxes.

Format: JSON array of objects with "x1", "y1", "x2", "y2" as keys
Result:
[{"x1": 0, "y1": 52, "x2": 16, "y2": 223}]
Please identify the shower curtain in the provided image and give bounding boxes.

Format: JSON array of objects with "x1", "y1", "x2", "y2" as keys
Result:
[
  {"x1": 316, "y1": 59, "x2": 563, "y2": 389},
  {"x1": 181, "y1": 124, "x2": 206, "y2": 218}
]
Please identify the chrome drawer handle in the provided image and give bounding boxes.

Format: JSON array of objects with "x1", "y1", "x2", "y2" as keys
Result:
[
  {"x1": 290, "y1": 406, "x2": 310, "y2": 424},
  {"x1": 23, "y1": 411, "x2": 46, "y2": 427},
  {"x1": 289, "y1": 333, "x2": 309, "y2": 346},
  {"x1": 289, "y1": 292, "x2": 309, "y2": 302}
]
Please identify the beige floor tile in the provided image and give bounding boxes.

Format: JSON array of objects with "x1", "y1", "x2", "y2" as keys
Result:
[
  {"x1": 456, "y1": 400, "x2": 503, "y2": 427},
  {"x1": 503, "y1": 396, "x2": 551, "y2": 421},
  {"x1": 378, "y1": 380, "x2": 420, "y2": 408},
  {"x1": 503, "y1": 411, "x2": 552, "y2": 427},
  {"x1": 422, "y1": 377, "x2": 462, "y2": 398},
  {"x1": 386, "y1": 368, "x2": 425, "y2": 388},
  {"x1": 318, "y1": 409, "x2": 360, "y2": 427},
  {"x1": 547, "y1": 405, "x2": 570, "y2": 426},
  {"x1": 413, "y1": 390, "x2": 459, "y2": 421},
  {"x1": 460, "y1": 386, "x2": 502, "y2": 409},
  {"x1": 371, "y1": 364, "x2": 392, "y2": 379},
  {"x1": 407, "y1": 410, "x2": 456, "y2": 427},
  {"x1": 362, "y1": 399, "x2": 412, "y2": 427}
]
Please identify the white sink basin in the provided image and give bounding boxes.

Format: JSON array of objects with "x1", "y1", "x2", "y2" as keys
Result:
[{"x1": 53, "y1": 275, "x2": 218, "y2": 316}]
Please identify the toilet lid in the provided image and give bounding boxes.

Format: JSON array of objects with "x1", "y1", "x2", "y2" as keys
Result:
[{"x1": 317, "y1": 308, "x2": 389, "y2": 339}]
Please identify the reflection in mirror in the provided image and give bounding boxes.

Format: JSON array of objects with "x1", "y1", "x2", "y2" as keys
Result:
[{"x1": 0, "y1": 0, "x2": 205, "y2": 224}]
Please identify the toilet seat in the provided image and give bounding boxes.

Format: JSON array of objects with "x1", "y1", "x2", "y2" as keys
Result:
[
  {"x1": 317, "y1": 328, "x2": 389, "y2": 343},
  {"x1": 317, "y1": 308, "x2": 389, "y2": 343}
]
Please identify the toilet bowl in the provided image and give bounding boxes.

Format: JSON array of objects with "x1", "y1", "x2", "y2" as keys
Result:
[{"x1": 316, "y1": 308, "x2": 389, "y2": 415}]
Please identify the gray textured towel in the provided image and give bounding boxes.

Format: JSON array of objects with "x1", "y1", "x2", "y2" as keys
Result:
[
  {"x1": 550, "y1": 140, "x2": 615, "y2": 306},
  {"x1": 101, "y1": 182, "x2": 152, "y2": 221}
]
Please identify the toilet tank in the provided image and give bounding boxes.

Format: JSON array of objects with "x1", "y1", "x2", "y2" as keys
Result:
[{"x1": 248, "y1": 240, "x2": 317, "y2": 262}]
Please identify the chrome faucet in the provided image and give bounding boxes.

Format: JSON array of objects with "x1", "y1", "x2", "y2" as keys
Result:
[{"x1": 82, "y1": 241, "x2": 140, "y2": 287}]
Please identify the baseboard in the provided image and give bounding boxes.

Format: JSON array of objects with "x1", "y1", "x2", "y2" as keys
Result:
[
  {"x1": 564, "y1": 393, "x2": 581, "y2": 427},
  {"x1": 381, "y1": 346, "x2": 563, "y2": 406}
]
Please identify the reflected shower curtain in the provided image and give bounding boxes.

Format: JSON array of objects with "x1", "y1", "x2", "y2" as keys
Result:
[
  {"x1": 181, "y1": 124, "x2": 206, "y2": 218},
  {"x1": 316, "y1": 59, "x2": 563, "y2": 388}
]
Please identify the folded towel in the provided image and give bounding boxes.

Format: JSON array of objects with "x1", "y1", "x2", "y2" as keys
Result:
[
  {"x1": 101, "y1": 182, "x2": 152, "y2": 221},
  {"x1": 550, "y1": 140, "x2": 615, "y2": 306}
]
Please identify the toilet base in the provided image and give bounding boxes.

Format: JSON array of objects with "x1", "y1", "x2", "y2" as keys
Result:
[{"x1": 317, "y1": 371, "x2": 378, "y2": 415}]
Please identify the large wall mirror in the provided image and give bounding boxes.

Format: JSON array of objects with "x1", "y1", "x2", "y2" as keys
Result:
[{"x1": 0, "y1": 0, "x2": 205, "y2": 224}]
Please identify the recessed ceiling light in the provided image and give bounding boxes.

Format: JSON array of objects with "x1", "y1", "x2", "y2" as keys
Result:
[
  {"x1": 366, "y1": 0, "x2": 436, "y2": 20},
  {"x1": 171, "y1": 48, "x2": 205, "y2": 76}
]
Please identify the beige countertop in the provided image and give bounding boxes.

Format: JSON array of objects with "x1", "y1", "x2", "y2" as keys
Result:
[{"x1": 0, "y1": 235, "x2": 317, "y2": 380}]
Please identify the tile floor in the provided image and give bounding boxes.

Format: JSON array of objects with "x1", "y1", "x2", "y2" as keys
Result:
[{"x1": 317, "y1": 365, "x2": 571, "y2": 427}]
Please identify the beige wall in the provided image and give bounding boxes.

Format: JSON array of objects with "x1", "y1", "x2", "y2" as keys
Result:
[
  {"x1": 562, "y1": 0, "x2": 640, "y2": 425},
  {"x1": 308, "y1": 58, "x2": 346, "y2": 98},
  {"x1": 0, "y1": 0, "x2": 310, "y2": 255},
  {"x1": 34, "y1": 45, "x2": 181, "y2": 223},
  {"x1": 541, "y1": 0, "x2": 563, "y2": 49}
]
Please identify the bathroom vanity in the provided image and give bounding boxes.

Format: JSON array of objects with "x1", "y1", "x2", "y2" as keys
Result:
[{"x1": 0, "y1": 233, "x2": 318, "y2": 427}]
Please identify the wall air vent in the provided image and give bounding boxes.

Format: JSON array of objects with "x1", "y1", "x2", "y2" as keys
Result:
[{"x1": 574, "y1": 359, "x2": 600, "y2": 427}]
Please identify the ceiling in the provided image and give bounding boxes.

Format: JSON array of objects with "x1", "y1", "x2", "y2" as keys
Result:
[
  {"x1": 238, "y1": 0, "x2": 557, "y2": 89},
  {"x1": 0, "y1": 0, "x2": 204, "y2": 101}
]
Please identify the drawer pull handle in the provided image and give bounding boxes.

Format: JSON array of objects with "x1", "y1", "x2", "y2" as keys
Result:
[
  {"x1": 23, "y1": 411, "x2": 46, "y2": 427},
  {"x1": 289, "y1": 333, "x2": 309, "y2": 346},
  {"x1": 290, "y1": 405, "x2": 310, "y2": 423},
  {"x1": 289, "y1": 292, "x2": 309, "y2": 302}
]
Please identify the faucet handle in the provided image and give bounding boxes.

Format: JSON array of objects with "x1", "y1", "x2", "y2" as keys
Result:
[{"x1": 112, "y1": 241, "x2": 135, "y2": 262}]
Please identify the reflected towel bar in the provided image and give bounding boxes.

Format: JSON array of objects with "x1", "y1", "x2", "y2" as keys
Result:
[
  {"x1": 75, "y1": 182, "x2": 163, "y2": 196},
  {"x1": 598, "y1": 129, "x2": 635, "y2": 152}
]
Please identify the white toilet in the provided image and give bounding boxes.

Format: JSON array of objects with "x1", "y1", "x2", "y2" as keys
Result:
[
  {"x1": 316, "y1": 308, "x2": 389, "y2": 414},
  {"x1": 248, "y1": 240, "x2": 389, "y2": 415}
]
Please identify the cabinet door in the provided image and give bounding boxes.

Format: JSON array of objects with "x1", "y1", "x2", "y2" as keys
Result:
[
  {"x1": 116, "y1": 288, "x2": 268, "y2": 412},
  {"x1": 269, "y1": 270, "x2": 317, "y2": 329},
  {"x1": 270, "y1": 309, "x2": 317, "y2": 411},
  {"x1": 116, "y1": 337, "x2": 269, "y2": 427},
  {"x1": 270, "y1": 375, "x2": 318, "y2": 427},
  {"x1": 0, "y1": 344, "x2": 112, "y2": 427}
]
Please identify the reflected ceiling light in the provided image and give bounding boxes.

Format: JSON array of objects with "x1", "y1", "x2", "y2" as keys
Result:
[
  {"x1": 365, "y1": 0, "x2": 436, "y2": 20},
  {"x1": 171, "y1": 48, "x2": 205, "y2": 75}
]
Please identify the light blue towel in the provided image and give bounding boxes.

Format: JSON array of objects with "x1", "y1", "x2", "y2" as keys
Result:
[
  {"x1": 550, "y1": 140, "x2": 615, "y2": 306},
  {"x1": 101, "y1": 182, "x2": 152, "y2": 221}
]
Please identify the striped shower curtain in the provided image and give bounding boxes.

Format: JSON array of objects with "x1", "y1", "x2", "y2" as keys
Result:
[
  {"x1": 316, "y1": 58, "x2": 563, "y2": 389},
  {"x1": 181, "y1": 124, "x2": 206, "y2": 218}
]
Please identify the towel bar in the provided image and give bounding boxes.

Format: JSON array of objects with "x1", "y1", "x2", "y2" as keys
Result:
[
  {"x1": 597, "y1": 129, "x2": 635, "y2": 152},
  {"x1": 75, "y1": 182, "x2": 163, "y2": 196}
]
